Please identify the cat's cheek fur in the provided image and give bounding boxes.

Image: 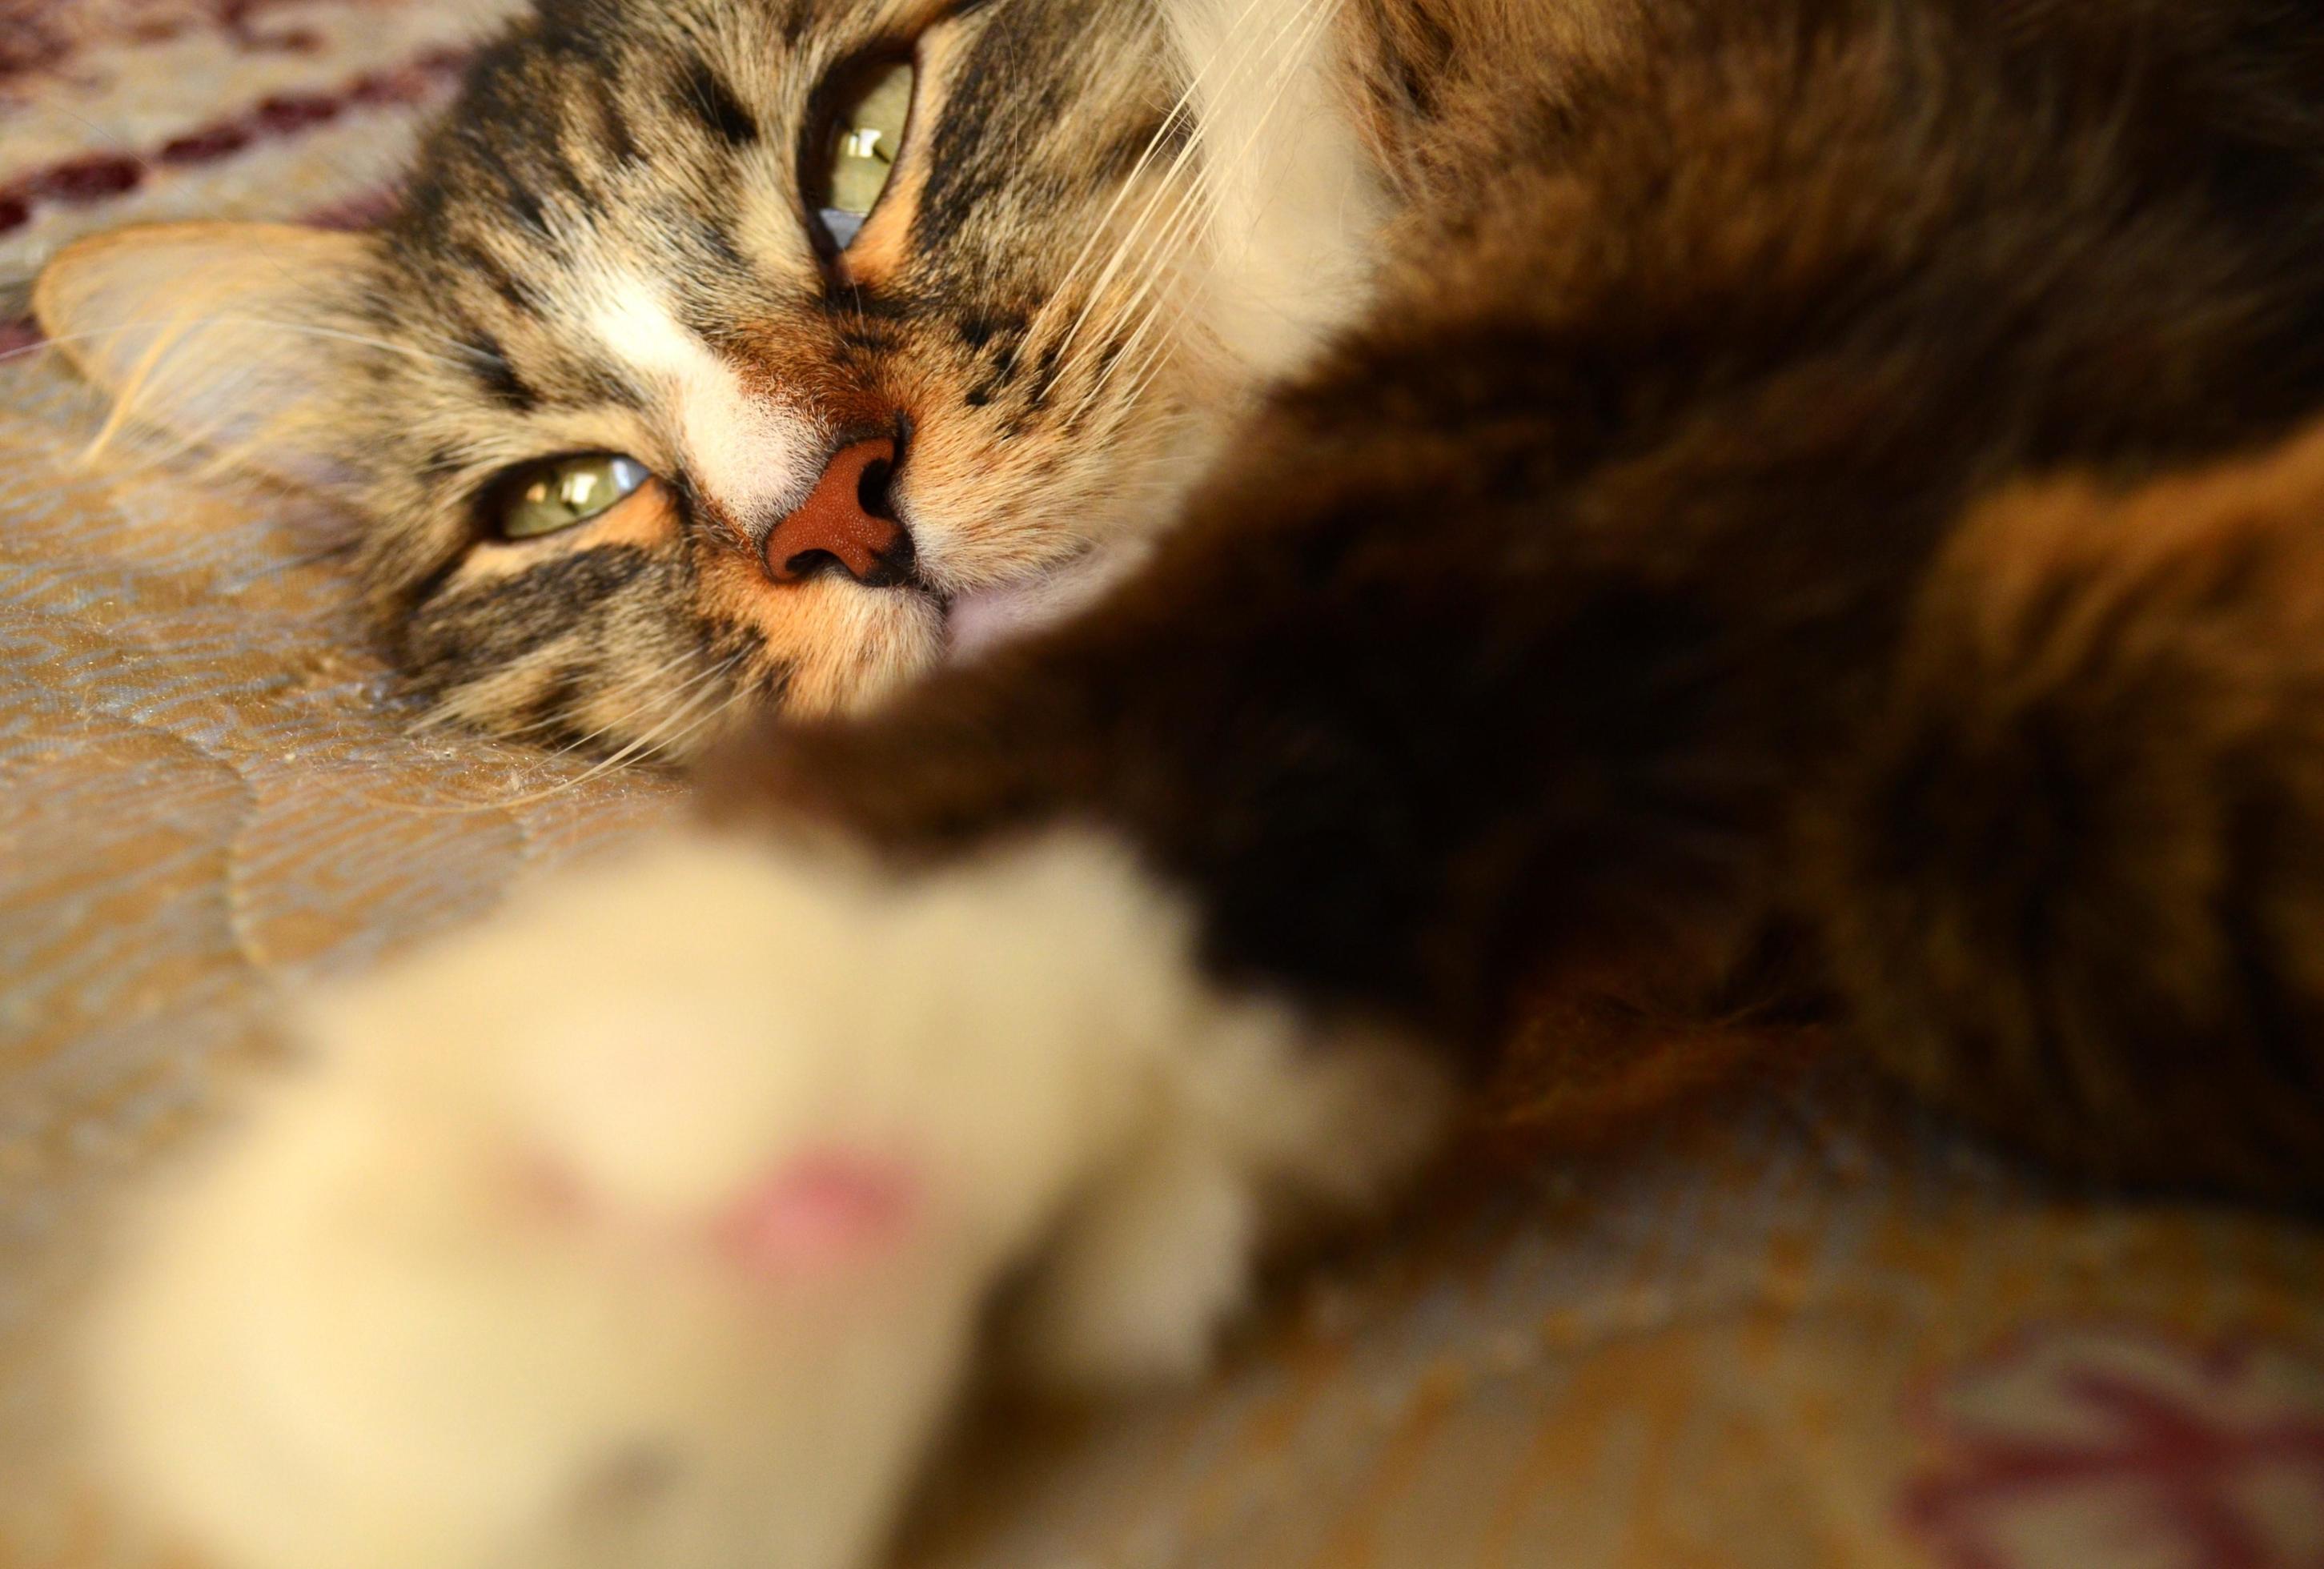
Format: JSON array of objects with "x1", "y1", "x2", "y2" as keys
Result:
[
  {"x1": 86, "y1": 829, "x2": 1451, "y2": 1569},
  {"x1": 1165, "y1": 0, "x2": 1391, "y2": 379}
]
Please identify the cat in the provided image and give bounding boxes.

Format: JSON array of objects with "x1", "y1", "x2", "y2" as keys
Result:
[{"x1": 33, "y1": 0, "x2": 2324, "y2": 1565}]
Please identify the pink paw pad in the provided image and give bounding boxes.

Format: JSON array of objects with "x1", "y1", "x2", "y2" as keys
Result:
[{"x1": 715, "y1": 1151, "x2": 923, "y2": 1277}]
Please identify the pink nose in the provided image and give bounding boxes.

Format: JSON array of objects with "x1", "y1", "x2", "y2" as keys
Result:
[{"x1": 762, "y1": 437, "x2": 913, "y2": 587}]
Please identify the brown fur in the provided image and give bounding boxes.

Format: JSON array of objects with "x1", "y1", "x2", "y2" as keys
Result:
[
  {"x1": 1816, "y1": 427, "x2": 2324, "y2": 1191},
  {"x1": 700, "y1": 0, "x2": 2324, "y2": 1202}
]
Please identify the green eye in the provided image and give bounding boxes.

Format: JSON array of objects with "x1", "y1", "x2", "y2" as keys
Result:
[
  {"x1": 497, "y1": 454, "x2": 651, "y2": 540},
  {"x1": 818, "y1": 61, "x2": 914, "y2": 249}
]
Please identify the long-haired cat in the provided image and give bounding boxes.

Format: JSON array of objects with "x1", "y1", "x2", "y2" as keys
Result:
[{"x1": 33, "y1": 0, "x2": 2324, "y2": 1564}]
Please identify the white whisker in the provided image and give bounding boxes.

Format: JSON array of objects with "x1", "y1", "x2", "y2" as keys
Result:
[
  {"x1": 406, "y1": 638, "x2": 718, "y2": 744},
  {"x1": 371, "y1": 650, "x2": 750, "y2": 816},
  {"x1": 1037, "y1": 0, "x2": 1311, "y2": 373},
  {"x1": 1031, "y1": 0, "x2": 1275, "y2": 335},
  {"x1": 1064, "y1": 0, "x2": 1339, "y2": 421},
  {"x1": 6, "y1": 313, "x2": 489, "y2": 375},
  {"x1": 1048, "y1": 0, "x2": 1335, "y2": 403}
]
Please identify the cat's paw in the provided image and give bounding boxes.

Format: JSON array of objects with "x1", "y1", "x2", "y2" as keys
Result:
[
  {"x1": 1000, "y1": 1022, "x2": 1451, "y2": 1391},
  {"x1": 87, "y1": 829, "x2": 1452, "y2": 1569}
]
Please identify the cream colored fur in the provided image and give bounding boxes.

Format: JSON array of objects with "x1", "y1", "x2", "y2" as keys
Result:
[
  {"x1": 92, "y1": 829, "x2": 1450, "y2": 1568},
  {"x1": 1170, "y1": 0, "x2": 1391, "y2": 380},
  {"x1": 583, "y1": 269, "x2": 828, "y2": 530}
]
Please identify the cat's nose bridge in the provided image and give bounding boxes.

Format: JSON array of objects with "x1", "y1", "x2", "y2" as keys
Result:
[{"x1": 761, "y1": 436, "x2": 916, "y2": 588}]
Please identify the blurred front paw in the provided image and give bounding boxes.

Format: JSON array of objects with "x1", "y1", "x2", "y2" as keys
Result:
[
  {"x1": 90, "y1": 832, "x2": 1101, "y2": 1569},
  {"x1": 86, "y1": 827, "x2": 1451, "y2": 1568}
]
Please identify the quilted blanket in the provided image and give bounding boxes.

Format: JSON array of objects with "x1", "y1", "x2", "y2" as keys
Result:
[{"x1": 3, "y1": 5, "x2": 2320, "y2": 1566}]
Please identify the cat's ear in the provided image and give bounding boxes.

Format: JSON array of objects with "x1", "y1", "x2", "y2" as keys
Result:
[{"x1": 33, "y1": 221, "x2": 381, "y2": 492}]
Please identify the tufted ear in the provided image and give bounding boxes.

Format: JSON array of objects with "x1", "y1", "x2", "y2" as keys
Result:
[{"x1": 34, "y1": 221, "x2": 382, "y2": 492}]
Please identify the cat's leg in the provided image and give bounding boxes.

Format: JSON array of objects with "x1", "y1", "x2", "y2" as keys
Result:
[
  {"x1": 999, "y1": 1017, "x2": 1443, "y2": 1390},
  {"x1": 716, "y1": 321, "x2": 2324, "y2": 1208},
  {"x1": 1812, "y1": 426, "x2": 2324, "y2": 1197},
  {"x1": 90, "y1": 831, "x2": 1451, "y2": 1569}
]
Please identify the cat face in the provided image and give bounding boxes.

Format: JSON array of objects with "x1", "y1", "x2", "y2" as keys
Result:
[{"x1": 36, "y1": 0, "x2": 1253, "y2": 753}]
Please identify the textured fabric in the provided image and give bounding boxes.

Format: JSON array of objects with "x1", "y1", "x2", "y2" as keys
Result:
[
  {"x1": 2, "y1": 8, "x2": 672, "y2": 1557},
  {"x1": 2, "y1": 6, "x2": 2320, "y2": 1567},
  {"x1": 909, "y1": 1074, "x2": 2324, "y2": 1569}
]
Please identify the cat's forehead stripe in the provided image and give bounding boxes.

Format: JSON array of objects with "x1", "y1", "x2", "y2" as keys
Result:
[
  {"x1": 674, "y1": 54, "x2": 762, "y2": 148},
  {"x1": 587, "y1": 273, "x2": 822, "y2": 528}
]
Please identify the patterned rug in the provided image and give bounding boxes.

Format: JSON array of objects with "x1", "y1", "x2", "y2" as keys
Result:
[{"x1": 2, "y1": 5, "x2": 2320, "y2": 1567}]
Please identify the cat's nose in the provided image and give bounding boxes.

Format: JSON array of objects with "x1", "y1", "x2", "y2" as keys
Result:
[{"x1": 762, "y1": 437, "x2": 914, "y2": 588}]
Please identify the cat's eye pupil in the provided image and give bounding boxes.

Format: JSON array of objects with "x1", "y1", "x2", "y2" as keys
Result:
[
  {"x1": 499, "y1": 455, "x2": 648, "y2": 540},
  {"x1": 819, "y1": 61, "x2": 914, "y2": 251}
]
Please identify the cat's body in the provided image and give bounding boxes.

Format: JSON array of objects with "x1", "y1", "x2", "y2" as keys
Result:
[{"x1": 32, "y1": 0, "x2": 2324, "y2": 1563}]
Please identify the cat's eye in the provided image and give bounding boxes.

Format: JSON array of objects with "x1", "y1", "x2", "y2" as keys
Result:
[
  {"x1": 496, "y1": 455, "x2": 651, "y2": 540},
  {"x1": 815, "y1": 60, "x2": 915, "y2": 251}
]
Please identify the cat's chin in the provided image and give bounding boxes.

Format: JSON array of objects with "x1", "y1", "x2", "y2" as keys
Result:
[{"x1": 942, "y1": 539, "x2": 1153, "y2": 664}]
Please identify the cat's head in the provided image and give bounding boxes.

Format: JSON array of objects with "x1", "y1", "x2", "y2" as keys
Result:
[{"x1": 34, "y1": 0, "x2": 1307, "y2": 754}]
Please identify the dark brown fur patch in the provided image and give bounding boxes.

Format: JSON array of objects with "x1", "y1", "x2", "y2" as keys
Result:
[{"x1": 673, "y1": 54, "x2": 761, "y2": 147}]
